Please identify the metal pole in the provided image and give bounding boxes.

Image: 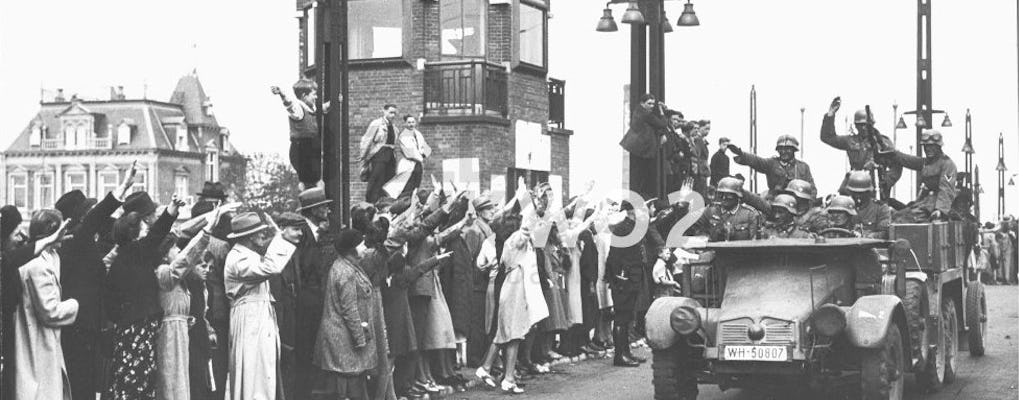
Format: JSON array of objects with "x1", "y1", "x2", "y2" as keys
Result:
[
  {"x1": 647, "y1": 0, "x2": 667, "y2": 200},
  {"x1": 627, "y1": 7, "x2": 646, "y2": 199},
  {"x1": 915, "y1": 0, "x2": 933, "y2": 188},
  {"x1": 749, "y1": 85, "x2": 758, "y2": 193},
  {"x1": 323, "y1": 0, "x2": 350, "y2": 231},
  {"x1": 998, "y1": 133, "x2": 1006, "y2": 216},
  {"x1": 892, "y1": 103, "x2": 898, "y2": 146},
  {"x1": 800, "y1": 107, "x2": 805, "y2": 154}
]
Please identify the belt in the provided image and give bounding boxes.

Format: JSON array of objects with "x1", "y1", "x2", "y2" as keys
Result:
[
  {"x1": 231, "y1": 295, "x2": 273, "y2": 308},
  {"x1": 162, "y1": 315, "x2": 195, "y2": 325}
]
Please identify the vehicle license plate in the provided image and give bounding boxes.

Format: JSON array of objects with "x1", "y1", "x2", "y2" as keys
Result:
[{"x1": 721, "y1": 346, "x2": 788, "y2": 362}]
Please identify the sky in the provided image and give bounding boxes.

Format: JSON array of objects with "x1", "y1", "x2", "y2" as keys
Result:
[{"x1": 1, "y1": 0, "x2": 1019, "y2": 221}]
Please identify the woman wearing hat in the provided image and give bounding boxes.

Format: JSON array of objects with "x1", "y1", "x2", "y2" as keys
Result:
[
  {"x1": 314, "y1": 229, "x2": 377, "y2": 399},
  {"x1": 104, "y1": 194, "x2": 184, "y2": 400},
  {"x1": 223, "y1": 212, "x2": 298, "y2": 400},
  {"x1": 12, "y1": 209, "x2": 77, "y2": 400}
]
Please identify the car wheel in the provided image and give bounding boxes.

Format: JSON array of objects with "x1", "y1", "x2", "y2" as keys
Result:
[
  {"x1": 965, "y1": 281, "x2": 987, "y2": 356},
  {"x1": 652, "y1": 345, "x2": 696, "y2": 400},
  {"x1": 915, "y1": 296, "x2": 956, "y2": 392},
  {"x1": 902, "y1": 280, "x2": 928, "y2": 366},
  {"x1": 941, "y1": 297, "x2": 958, "y2": 383},
  {"x1": 860, "y1": 322, "x2": 905, "y2": 400}
]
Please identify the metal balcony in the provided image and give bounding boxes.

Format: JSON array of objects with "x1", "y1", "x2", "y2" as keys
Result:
[{"x1": 423, "y1": 60, "x2": 508, "y2": 117}]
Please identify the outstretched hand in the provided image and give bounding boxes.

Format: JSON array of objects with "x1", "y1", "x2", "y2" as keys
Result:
[
  {"x1": 826, "y1": 96, "x2": 841, "y2": 117},
  {"x1": 36, "y1": 219, "x2": 70, "y2": 255},
  {"x1": 117, "y1": 160, "x2": 139, "y2": 200},
  {"x1": 167, "y1": 194, "x2": 186, "y2": 216}
]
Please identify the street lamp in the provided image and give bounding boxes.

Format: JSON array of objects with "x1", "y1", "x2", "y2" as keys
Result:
[{"x1": 596, "y1": 0, "x2": 700, "y2": 200}]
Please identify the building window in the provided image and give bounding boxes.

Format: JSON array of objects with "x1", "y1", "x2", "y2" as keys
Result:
[
  {"x1": 64, "y1": 124, "x2": 76, "y2": 148},
  {"x1": 117, "y1": 122, "x2": 131, "y2": 145},
  {"x1": 9, "y1": 174, "x2": 27, "y2": 209},
  {"x1": 305, "y1": 5, "x2": 317, "y2": 67},
  {"x1": 75, "y1": 124, "x2": 89, "y2": 149},
  {"x1": 518, "y1": 3, "x2": 545, "y2": 67},
  {"x1": 65, "y1": 171, "x2": 87, "y2": 194},
  {"x1": 29, "y1": 123, "x2": 42, "y2": 147},
  {"x1": 206, "y1": 149, "x2": 220, "y2": 182},
  {"x1": 132, "y1": 169, "x2": 148, "y2": 193},
  {"x1": 37, "y1": 172, "x2": 55, "y2": 209},
  {"x1": 175, "y1": 174, "x2": 189, "y2": 199},
  {"x1": 441, "y1": 0, "x2": 486, "y2": 57},
  {"x1": 98, "y1": 170, "x2": 120, "y2": 196},
  {"x1": 349, "y1": 0, "x2": 403, "y2": 59}
]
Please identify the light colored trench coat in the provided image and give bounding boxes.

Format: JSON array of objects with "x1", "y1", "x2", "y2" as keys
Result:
[{"x1": 14, "y1": 250, "x2": 78, "y2": 400}]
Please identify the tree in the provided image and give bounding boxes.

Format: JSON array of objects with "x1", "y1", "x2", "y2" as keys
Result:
[{"x1": 242, "y1": 153, "x2": 302, "y2": 216}]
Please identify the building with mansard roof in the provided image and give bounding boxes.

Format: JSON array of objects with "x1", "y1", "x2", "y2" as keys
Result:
[{"x1": 1, "y1": 71, "x2": 246, "y2": 214}]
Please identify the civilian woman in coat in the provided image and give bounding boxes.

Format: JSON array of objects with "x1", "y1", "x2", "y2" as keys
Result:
[
  {"x1": 14, "y1": 210, "x2": 77, "y2": 400},
  {"x1": 104, "y1": 193, "x2": 183, "y2": 400},
  {"x1": 155, "y1": 204, "x2": 233, "y2": 400},
  {"x1": 315, "y1": 229, "x2": 377, "y2": 399}
]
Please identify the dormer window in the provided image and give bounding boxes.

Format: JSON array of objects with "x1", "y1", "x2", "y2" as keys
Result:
[
  {"x1": 176, "y1": 126, "x2": 188, "y2": 151},
  {"x1": 117, "y1": 121, "x2": 132, "y2": 145},
  {"x1": 29, "y1": 122, "x2": 42, "y2": 147}
]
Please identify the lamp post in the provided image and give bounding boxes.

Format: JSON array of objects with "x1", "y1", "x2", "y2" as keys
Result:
[
  {"x1": 749, "y1": 85, "x2": 757, "y2": 193},
  {"x1": 997, "y1": 132, "x2": 1007, "y2": 216},
  {"x1": 800, "y1": 107, "x2": 805, "y2": 154},
  {"x1": 321, "y1": 0, "x2": 350, "y2": 231},
  {"x1": 597, "y1": 0, "x2": 700, "y2": 200}
]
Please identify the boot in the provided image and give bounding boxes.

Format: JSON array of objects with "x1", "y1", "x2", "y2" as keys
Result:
[
  {"x1": 612, "y1": 326, "x2": 639, "y2": 367},
  {"x1": 625, "y1": 322, "x2": 647, "y2": 363}
]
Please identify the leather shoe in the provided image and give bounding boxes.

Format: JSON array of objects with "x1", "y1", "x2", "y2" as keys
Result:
[{"x1": 613, "y1": 355, "x2": 640, "y2": 367}]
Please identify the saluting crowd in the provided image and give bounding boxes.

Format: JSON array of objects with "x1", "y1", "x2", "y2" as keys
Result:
[{"x1": 0, "y1": 82, "x2": 1016, "y2": 400}]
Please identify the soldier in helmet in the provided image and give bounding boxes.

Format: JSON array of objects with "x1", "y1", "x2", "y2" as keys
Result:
[
  {"x1": 727, "y1": 134, "x2": 814, "y2": 195},
  {"x1": 820, "y1": 98, "x2": 901, "y2": 199},
  {"x1": 888, "y1": 130, "x2": 959, "y2": 222},
  {"x1": 759, "y1": 194, "x2": 811, "y2": 239},
  {"x1": 692, "y1": 177, "x2": 764, "y2": 241},
  {"x1": 844, "y1": 170, "x2": 892, "y2": 239},
  {"x1": 821, "y1": 195, "x2": 861, "y2": 238},
  {"x1": 781, "y1": 179, "x2": 829, "y2": 233}
]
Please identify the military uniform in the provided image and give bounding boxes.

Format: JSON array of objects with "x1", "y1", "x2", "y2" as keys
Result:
[
  {"x1": 759, "y1": 222, "x2": 811, "y2": 239},
  {"x1": 855, "y1": 200, "x2": 892, "y2": 239},
  {"x1": 733, "y1": 150, "x2": 814, "y2": 194},
  {"x1": 695, "y1": 203, "x2": 763, "y2": 241},
  {"x1": 889, "y1": 151, "x2": 958, "y2": 221},
  {"x1": 820, "y1": 114, "x2": 880, "y2": 170},
  {"x1": 795, "y1": 206, "x2": 829, "y2": 233}
]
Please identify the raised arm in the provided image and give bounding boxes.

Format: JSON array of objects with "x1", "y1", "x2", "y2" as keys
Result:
[
  {"x1": 229, "y1": 235, "x2": 297, "y2": 283},
  {"x1": 819, "y1": 114, "x2": 850, "y2": 150},
  {"x1": 887, "y1": 150, "x2": 927, "y2": 171}
]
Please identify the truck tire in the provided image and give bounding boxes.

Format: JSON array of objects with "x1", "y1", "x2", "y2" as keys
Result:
[
  {"x1": 652, "y1": 345, "x2": 696, "y2": 400},
  {"x1": 903, "y1": 280, "x2": 927, "y2": 365},
  {"x1": 916, "y1": 297, "x2": 957, "y2": 392},
  {"x1": 965, "y1": 281, "x2": 987, "y2": 356},
  {"x1": 860, "y1": 322, "x2": 905, "y2": 400}
]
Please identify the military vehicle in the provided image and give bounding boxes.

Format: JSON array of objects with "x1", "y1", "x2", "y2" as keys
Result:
[{"x1": 645, "y1": 221, "x2": 986, "y2": 399}]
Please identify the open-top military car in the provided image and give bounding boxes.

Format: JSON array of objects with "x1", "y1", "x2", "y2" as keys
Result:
[{"x1": 645, "y1": 221, "x2": 987, "y2": 400}]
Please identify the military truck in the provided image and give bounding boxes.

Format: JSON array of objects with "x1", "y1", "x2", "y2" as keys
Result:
[{"x1": 645, "y1": 221, "x2": 986, "y2": 400}]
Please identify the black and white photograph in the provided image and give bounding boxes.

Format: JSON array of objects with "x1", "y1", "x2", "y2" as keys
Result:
[{"x1": 0, "y1": 1, "x2": 1019, "y2": 399}]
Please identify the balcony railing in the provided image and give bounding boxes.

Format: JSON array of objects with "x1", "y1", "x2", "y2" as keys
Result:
[
  {"x1": 41, "y1": 138, "x2": 63, "y2": 150},
  {"x1": 89, "y1": 137, "x2": 112, "y2": 149},
  {"x1": 424, "y1": 60, "x2": 508, "y2": 117},
  {"x1": 38, "y1": 136, "x2": 113, "y2": 150},
  {"x1": 548, "y1": 78, "x2": 566, "y2": 130}
]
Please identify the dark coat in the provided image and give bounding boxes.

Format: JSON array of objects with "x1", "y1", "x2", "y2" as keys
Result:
[
  {"x1": 59, "y1": 193, "x2": 121, "y2": 400},
  {"x1": 313, "y1": 255, "x2": 377, "y2": 374},
  {"x1": 105, "y1": 210, "x2": 176, "y2": 325},
  {"x1": 620, "y1": 108, "x2": 670, "y2": 159},
  {"x1": 710, "y1": 149, "x2": 731, "y2": 187},
  {"x1": 733, "y1": 150, "x2": 814, "y2": 194},
  {"x1": 278, "y1": 221, "x2": 338, "y2": 358},
  {"x1": 438, "y1": 232, "x2": 473, "y2": 336},
  {"x1": 403, "y1": 208, "x2": 448, "y2": 298}
]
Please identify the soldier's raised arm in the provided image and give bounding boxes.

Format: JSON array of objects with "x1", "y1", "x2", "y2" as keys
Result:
[{"x1": 820, "y1": 96, "x2": 851, "y2": 150}]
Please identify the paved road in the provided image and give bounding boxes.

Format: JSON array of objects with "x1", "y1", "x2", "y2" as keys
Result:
[{"x1": 451, "y1": 285, "x2": 1018, "y2": 400}]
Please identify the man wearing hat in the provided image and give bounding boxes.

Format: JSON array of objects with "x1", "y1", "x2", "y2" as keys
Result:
[
  {"x1": 280, "y1": 187, "x2": 338, "y2": 400},
  {"x1": 223, "y1": 212, "x2": 298, "y2": 400},
  {"x1": 462, "y1": 195, "x2": 498, "y2": 366},
  {"x1": 55, "y1": 167, "x2": 136, "y2": 400},
  {"x1": 758, "y1": 194, "x2": 811, "y2": 239},
  {"x1": 727, "y1": 134, "x2": 814, "y2": 196},
  {"x1": 268, "y1": 212, "x2": 305, "y2": 398},
  {"x1": 888, "y1": 130, "x2": 959, "y2": 222},
  {"x1": 196, "y1": 182, "x2": 229, "y2": 203}
]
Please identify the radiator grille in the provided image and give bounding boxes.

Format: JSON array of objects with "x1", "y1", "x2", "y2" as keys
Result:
[{"x1": 719, "y1": 320, "x2": 796, "y2": 345}]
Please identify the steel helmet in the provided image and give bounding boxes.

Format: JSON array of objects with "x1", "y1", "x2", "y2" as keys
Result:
[
  {"x1": 827, "y1": 195, "x2": 857, "y2": 216},
  {"x1": 846, "y1": 170, "x2": 874, "y2": 193},
  {"x1": 716, "y1": 177, "x2": 744, "y2": 196},
  {"x1": 853, "y1": 109, "x2": 868, "y2": 124},
  {"x1": 771, "y1": 194, "x2": 799, "y2": 215},
  {"x1": 784, "y1": 179, "x2": 816, "y2": 201},
  {"x1": 920, "y1": 129, "x2": 944, "y2": 146},
  {"x1": 776, "y1": 134, "x2": 800, "y2": 150}
]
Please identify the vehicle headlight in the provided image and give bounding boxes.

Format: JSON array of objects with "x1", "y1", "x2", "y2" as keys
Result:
[
  {"x1": 670, "y1": 305, "x2": 701, "y2": 335},
  {"x1": 810, "y1": 304, "x2": 847, "y2": 337}
]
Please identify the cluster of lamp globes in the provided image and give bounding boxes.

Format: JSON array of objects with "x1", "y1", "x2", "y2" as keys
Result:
[{"x1": 597, "y1": 0, "x2": 699, "y2": 32}]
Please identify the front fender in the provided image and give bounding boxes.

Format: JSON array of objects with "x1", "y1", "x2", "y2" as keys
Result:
[
  {"x1": 646, "y1": 296, "x2": 702, "y2": 350},
  {"x1": 844, "y1": 294, "x2": 907, "y2": 349}
]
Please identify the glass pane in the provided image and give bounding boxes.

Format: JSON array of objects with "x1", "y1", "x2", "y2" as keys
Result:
[
  {"x1": 349, "y1": 0, "x2": 403, "y2": 59},
  {"x1": 519, "y1": 4, "x2": 544, "y2": 66},
  {"x1": 441, "y1": 0, "x2": 486, "y2": 57},
  {"x1": 306, "y1": 7, "x2": 316, "y2": 67},
  {"x1": 13, "y1": 188, "x2": 26, "y2": 208}
]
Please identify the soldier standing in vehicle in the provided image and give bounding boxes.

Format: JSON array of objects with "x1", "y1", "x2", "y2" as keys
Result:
[
  {"x1": 819, "y1": 97, "x2": 900, "y2": 198},
  {"x1": 758, "y1": 194, "x2": 811, "y2": 239},
  {"x1": 844, "y1": 170, "x2": 892, "y2": 239},
  {"x1": 782, "y1": 179, "x2": 829, "y2": 233},
  {"x1": 727, "y1": 135, "x2": 814, "y2": 195},
  {"x1": 887, "y1": 130, "x2": 958, "y2": 222},
  {"x1": 692, "y1": 177, "x2": 763, "y2": 241}
]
